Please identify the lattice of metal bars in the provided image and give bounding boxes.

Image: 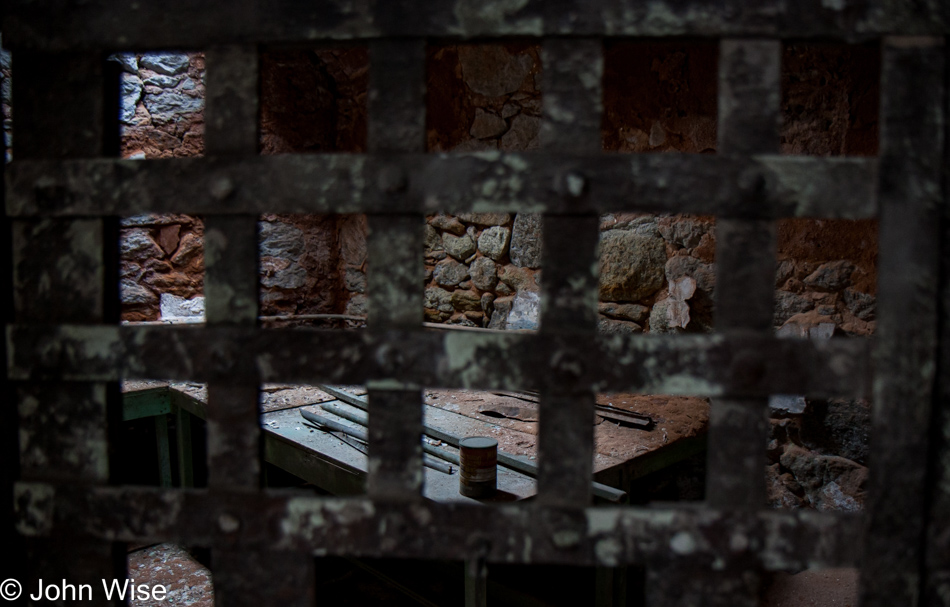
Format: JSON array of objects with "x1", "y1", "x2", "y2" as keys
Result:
[{"x1": 2, "y1": 2, "x2": 949, "y2": 606}]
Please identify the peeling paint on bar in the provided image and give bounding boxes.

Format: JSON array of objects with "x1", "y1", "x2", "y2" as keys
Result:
[
  {"x1": 6, "y1": 6, "x2": 947, "y2": 601},
  {"x1": 5, "y1": 325, "x2": 871, "y2": 397},
  {"x1": 9, "y1": 484, "x2": 864, "y2": 569},
  {"x1": 6, "y1": 155, "x2": 878, "y2": 219},
  {"x1": 14, "y1": 482, "x2": 55, "y2": 537},
  {"x1": 4, "y1": 0, "x2": 948, "y2": 51}
]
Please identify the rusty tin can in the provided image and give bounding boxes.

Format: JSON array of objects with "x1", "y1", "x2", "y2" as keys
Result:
[{"x1": 459, "y1": 436, "x2": 498, "y2": 498}]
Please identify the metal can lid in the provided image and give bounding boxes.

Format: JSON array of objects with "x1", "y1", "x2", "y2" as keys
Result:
[{"x1": 459, "y1": 436, "x2": 498, "y2": 449}]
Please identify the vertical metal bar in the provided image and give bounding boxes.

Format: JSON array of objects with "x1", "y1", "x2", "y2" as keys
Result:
[
  {"x1": 647, "y1": 562, "x2": 761, "y2": 607},
  {"x1": 155, "y1": 414, "x2": 172, "y2": 488},
  {"x1": 536, "y1": 38, "x2": 603, "y2": 508},
  {"x1": 203, "y1": 45, "x2": 261, "y2": 492},
  {"x1": 595, "y1": 566, "x2": 627, "y2": 607},
  {"x1": 11, "y1": 49, "x2": 124, "y2": 605},
  {"x1": 214, "y1": 551, "x2": 315, "y2": 607},
  {"x1": 0, "y1": 41, "x2": 20, "y2": 595},
  {"x1": 199, "y1": 45, "x2": 312, "y2": 607},
  {"x1": 176, "y1": 407, "x2": 195, "y2": 488},
  {"x1": 464, "y1": 557, "x2": 488, "y2": 607},
  {"x1": 655, "y1": 39, "x2": 781, "y2": 607},
  {"x1": 707, "y1": 39, "x2": 781, "y2": 511},
  {"x1": 923, "y1": 37, "x2": 950, "y2": 607},
  {"x1": 861, "y1": 36, "x2": 945, "y2": 607},
  {"x1": 365, "y1": 38, "x2": 426, "y2": 501}
]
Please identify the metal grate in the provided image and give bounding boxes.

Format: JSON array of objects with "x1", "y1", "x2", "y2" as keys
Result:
[{"x1": 2, "y1": 2, "x2": 949, "y2": 606}]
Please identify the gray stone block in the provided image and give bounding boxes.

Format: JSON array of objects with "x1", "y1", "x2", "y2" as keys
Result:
[{"x1": 140, "y1": 53, "x2": 190, "y2": 76}]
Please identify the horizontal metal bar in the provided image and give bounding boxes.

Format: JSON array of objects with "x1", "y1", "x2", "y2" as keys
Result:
[
  {"x1": 5, "y1": 153, "x2": 878, "y2": 220},
  {"x1": 3, "y1": 0, "x2": 947, "y2": 51},
  {"x1": 13, "y1": 481, "x2": 865, "y2": 569},
  {"x1": 6, "y1": 325, "x2": 872, "y2": 399}
]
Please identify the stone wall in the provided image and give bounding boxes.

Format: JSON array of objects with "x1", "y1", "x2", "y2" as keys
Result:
[
  {"x1": 108, "y1": 43, "x2": 879, "y2": 350},
  {"x1": 116, "y1": 49, "x2": 369, "y2": 323},
  {"x1": 421, "y1": 42, "x2": 878, "y2": 337},
  {"x1": 114, "y1": 52, "x2": 207, "y2": 320}
]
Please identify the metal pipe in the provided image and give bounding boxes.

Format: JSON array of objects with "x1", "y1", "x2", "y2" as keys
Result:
[
  {"x1": 300, "y1": 409, "x2": 454, "y2": 475},
  {"x1": 316, "y1": 385, "x2": 627, "y2": 503},
  {"x1": 320, "y1": 402, "x2": 461, "y2": 466}
]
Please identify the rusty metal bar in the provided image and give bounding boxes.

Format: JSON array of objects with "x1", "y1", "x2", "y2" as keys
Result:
[
  {"x1": 706, "y1": 39, "x2": 781, "y2": 511},
  {"x1": 860, "y1": 36, "x2": 945, "y2": 607},
  {"x1": 923, "y1": 39, "x2": 950, "y2": 607},
  {"x1": 202, "y1": 45, "x2": 313, "y2": 607},
  {"x1": 365, "y1": 38, "x2": 427, "y2": 501},
  {"x1": 0, "y1": 46, "x2": 15, "y2": 596},
  {"x1": 536, "y1": 38, "x2": 603, "y2": 508},
  {"x1": 203, "y1": 46, "x2": 261, "y2": 493},
  {"x1": 12, "y1": 482, "x2": 867, "y2": 569},
  {"x1": 670, "y1": 37, "x2": 781, "y2": 607},
  {"x1": 6, "y1": 325, "x2": 873, "y2": 398},
  {"x1": 4, "y1": 3, "x2": 948, "y2": 605},
  {"x1": 3, "y1": 0, "x2": 948, "y2": 51},
  {"x1": 10, "y1": 49, "x2": 124, "y2": 605},
  {"x1": 6, "y1": 153, "x2": 880, "y2": 219}
]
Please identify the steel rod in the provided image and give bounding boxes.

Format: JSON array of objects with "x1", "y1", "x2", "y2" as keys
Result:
[
  {"x1": 316, "y1": 385, "x2": 626, "y2": 503},
  {"x1": 320, "y1": 402, "x2": 461, "y2": 466},
  {"x1": 300, "y1": 409, "x2": 453, "y2": 475}
]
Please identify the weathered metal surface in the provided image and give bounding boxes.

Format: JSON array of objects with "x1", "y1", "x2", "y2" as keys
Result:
[
  {"x1": 12, "y1": 482, "x2": 865, "y2": 567},
  {"x1": 202, "y1": 47, "x2": 263, "y2": 503},
  {"x1": 7, "y1": 324, "x2": 873, "y2": 398},
  {"x1": 686, "y1": 38, "x2": 781, "y2": 607},
  {"x1": 365, "y1": 39, "x2": 427, "y2": 502},
  {"x1": 924, "y1": 42, "x2": 950, "y2": 607},
  {"x1": 17, "y1": 383, "x2": 109, "y2": 483},
  {"x1": 458, "y1": 437, "x2": 498, "y2": 498},
  {"x1": 0, "y1": 58, "x2": 17, "y2": 589},
  {"x1": 6, "y1": 153, "x2": 879, "y2": 219},
  {"x1": 3, "y1": 0, "x2": 948, "y2": 51},
  {"x1": 861, "y1": 37, "x2": 945, "y2": 607},
  {"x1": 707, "y1": 40, "x2": 780, "y2": 516},
  {"x1": 5, "y1": 3, "x2": 949, "y2": 605},
  {"x1": 536, "y1": 39, "x2": 602, "y2": 508},
  {"x1": 205, "y1": 45, "x2": 260, "y2": 156},
  {"x1": 9, "y1": 48, "x2": 124, "y2": 606}
]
